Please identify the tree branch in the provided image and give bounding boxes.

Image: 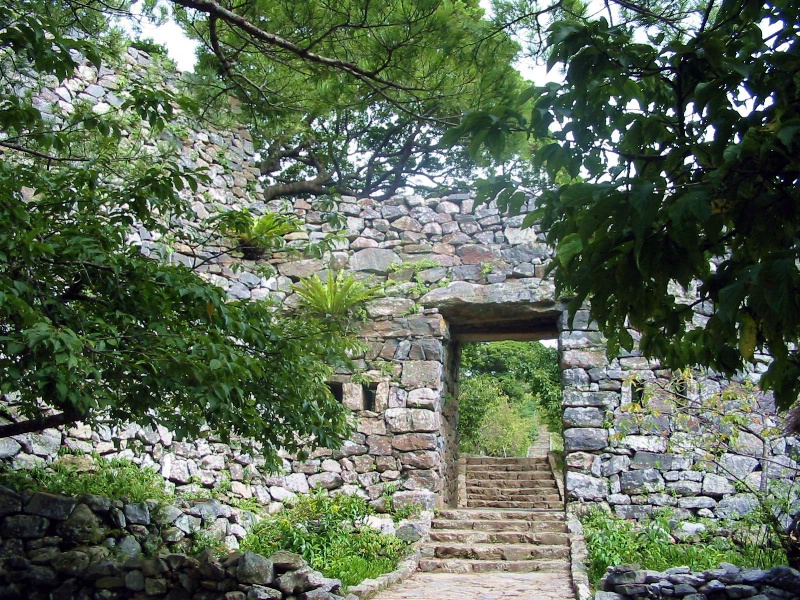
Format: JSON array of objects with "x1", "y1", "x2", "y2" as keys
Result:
[
  {"x1": 0, "y1": 407, "x2": 81, "y2": 439},
  {"x1": 0, "y1": 141, "x2": 89, "y2": 162},
  {"x1": 169, "y1": 0, "x2": 423, "y2": 93}
]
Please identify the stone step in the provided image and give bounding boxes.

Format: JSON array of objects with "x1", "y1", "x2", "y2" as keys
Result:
[
  {"x1": 467, "y1": 490, "x2": 561, "y2": 502},
  {"x1": 421, "y1": 558, "x2": 571, "y2": 574},
  {"x1": 466, "y1": 470, "x2": 554, "y2": 480},
  {"x1": 466, "y1": 457, "x2": 550, "y2": 466},
  {"x1": 429, "y1": 530, "x2": 569, "y2": 545},
  {"x1": 466, "y1": 500, "x2": 563, "y2": 509},
  {"x1": 432, "y1": 519, "x2": 568, "y2": 533},
  {"x1": 466, "y1": 464, "x2": 548, "y2": 472},
  {"x1": 436, "y1": 509, "x2": 565, "y2": 521},
  {"x1": 423, "y1": 543, "x2": 570, "y2": 561},
  {"x1": 467, "y1": 480, "x2": 558, "y2": 490},
  {"x1": 467, "y1": 489, "x2": 561, "y2": 500},
  {"x1": 418, "y1": 559, "x2": 570, "y2": 574}
]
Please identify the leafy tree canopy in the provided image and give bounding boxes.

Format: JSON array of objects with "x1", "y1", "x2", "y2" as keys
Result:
[
  {"x1": 456, "y1": 0, "x2": 800, "y2": 412},
  {"x1": 171, "y1": 0, "x2": 529, "y2": 200}
]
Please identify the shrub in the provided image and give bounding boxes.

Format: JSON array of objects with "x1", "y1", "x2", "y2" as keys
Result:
[
  {"x1": 582, "y1": 509, "x2": 788, "y2": 586},
  {"x1": 466, "y1": 398, "x2": 537, "y2": 457},
  {"x1": 241, "y1": 491, "x2": 410, "y2": 590},
  {"x1": 459, "y1": 341, "x2": 562, "y2": 449},
  {"x1": 0, "y1": 454, "x2": 173, "y2": 504}
]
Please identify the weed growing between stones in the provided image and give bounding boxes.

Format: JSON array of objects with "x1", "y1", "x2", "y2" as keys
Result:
[
  {"x1": 240, "y1": 490, "x2": 411, "y2": 590},
  {"x1": 581, "y1": 508, "x2": 788, "y2": 586},
  {"x1": 0, "y1": 454, "x2": 173, "y2": 504}
]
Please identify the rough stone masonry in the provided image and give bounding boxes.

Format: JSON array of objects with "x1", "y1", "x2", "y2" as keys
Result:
[{"x1": 1, "y1": 45, "x2": 797, "y2": 525}]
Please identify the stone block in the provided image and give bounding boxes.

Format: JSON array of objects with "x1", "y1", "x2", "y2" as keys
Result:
[
  {"x1": 367, "y1": 435, "x2": 393, "y2": 456},
  {"x1": 630, "y1": 452, "x2": 691, "y2": 471},
  {"x1": 668, "y1": 480, "x2": 703, "y2": 496},
  {"x1": 563, "y1": 407, "x2": 605, "y2": 428},
  {"x1": 308, "y1": 473, "x2": 343, "y2": 490},
  {"x1": 385, "y1": 408, "x2": 440, "y2": 433},
  {"x1": 342, "y1": 383, "x2": 364, "y2": 411},
  {"x1": 566, "y1": 472, "x2": 608, "y2": 500},
  {"x1": 392, "y1": 433, "x2": 437, "y2": 451},
  {"x1": 277, "y1": 259, "x2": 323, "y2": 279},
  {"x1": 562, "y1": 390, "x2": 618, "y2": 408},
  {"x1": 561, "y1": 349, "x2": 609, "y2": 369},
  {"x1": 564, "y1": 428, "x2": 608, "y2": 451},
  {"x1": 620, "y1": 469, "x2": 664, "y2": 494},
  {"x1": 24, "y1": 493, "x2": 76, "y2": 520},
  {"x1": 677, "y1": 496, "x2": 716, "y2": 509},
  {"x1": 702, "y1": 473, "x2": 735, "y2": 497},
  {"x1": 349, "y1": 248, "x2": 401, "y2": 273},
  {"x1": 401, "y1": 361, "x2": 443, "y2": 388},
  {"x1": 619, "y1": 435, "x2": 667, "y2": 453},
  {"x1": 715, "y1": 494, "x2": 758, "y2": 519},
  {"x1": 399, "y1": 451, "x2": 440, "y2": 469},
  {"x1": 393, "y1": 490, "x2": 435, "y2": 510},
  {"x1": 407, "y1": 388, "x2": 439, "y2": 410},
  {"x1": 719, "y1": 454, "x2": 759, "y2": 480}
]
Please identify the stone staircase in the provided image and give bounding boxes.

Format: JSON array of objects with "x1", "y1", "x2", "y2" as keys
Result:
[{"x1": 420, "y1": 455, "x2": 569, "y2": 574}]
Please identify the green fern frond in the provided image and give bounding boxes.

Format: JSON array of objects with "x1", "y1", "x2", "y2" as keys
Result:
[{"x1": 293, "y1": 271, "x2": 383, "y2": 318}]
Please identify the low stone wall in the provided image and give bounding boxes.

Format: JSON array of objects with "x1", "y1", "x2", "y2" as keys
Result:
[
  {"x1": 0, "y1": 484, "x2": 350, "y2": 599},
  {"x1": 596, "y1": 563, "x2": 800, "y2": 600}
]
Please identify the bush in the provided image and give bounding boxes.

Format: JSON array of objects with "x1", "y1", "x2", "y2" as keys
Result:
[
  {"x1": 241, "y1": 491, "x2": 411, "y2": 590},
  {"x1": 0, "y1": 454, "x2": 173, "y2": 504},
  {"x1": 461, "y1": 398, "x2": 537, "y2": 457},
  {"x1": 458, "y1": 340, "x2": 560, "y2": 455},
  {"x1": 582, "y1": 509, "x2": 788, "y2": 586}
]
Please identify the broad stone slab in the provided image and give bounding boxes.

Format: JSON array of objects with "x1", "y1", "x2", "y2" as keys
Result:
[
  {"x1": 566, "y1": 472, "x2": 608, "y2": 500},
  {"x1": 620, "y1": 469, "x2": 664, "y2": 494},
  {"x1": 392, "y1": 433, "x2": 437, "y2": 451},
  {"x1": 563, "y1": 390, "x2": 618, "y2": 408},
  {"x1": 401, "y1": 361, "x2": 443, "y2": 388},
  {"x1": 349, "y1": 248, "x2": 400, "y2": 273},
  {"x1": 563, "y1": 407, "x2": 605, "y2": 428},
  {"x1": 384, "y1": 408, "x2": 440, "y2": 433},
  {"x1": 564, "y1": 427, "x2": 608, "y2": 451}
]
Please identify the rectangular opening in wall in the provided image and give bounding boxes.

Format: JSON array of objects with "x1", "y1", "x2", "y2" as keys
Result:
[
  {"x1": 457, "y1": 339, "x2": 562, "y2": 458},
  {"x1": 363, "y1": 383, "x2": 378, "y2": 412},
  {"x1": 327, "y1": 382, "x2": 343, "y2": 403}
]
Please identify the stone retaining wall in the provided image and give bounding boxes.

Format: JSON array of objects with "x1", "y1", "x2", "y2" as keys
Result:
[
  {"x1": 596, "y1": 563, "x2": 800, "y2": 600},
  {"x1": 0, "y1": 484, "x2": 349, "y2": 599}
]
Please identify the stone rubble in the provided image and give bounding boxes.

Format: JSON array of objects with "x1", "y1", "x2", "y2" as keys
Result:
[
  {"x1": 0, "y1": 486, "x2": 351, "y2": 599},
  {"x1": 597, "y1": 563, "x2": 800, "y2": 600}
]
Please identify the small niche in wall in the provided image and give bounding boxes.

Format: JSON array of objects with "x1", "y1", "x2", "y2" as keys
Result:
[
  {"x1": 327, "y1": 382, "x2": 344, "y2": 404},
  {"x1": 363, "y1": 383, "x2": 378, "y2": 412},
  {"x1": 623, "y1": 377, "x2": 646, "y2": 407}
]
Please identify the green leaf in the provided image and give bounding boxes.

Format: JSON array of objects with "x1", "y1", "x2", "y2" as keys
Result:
[{"x1": 556, "y1": 233, "x2": 583, "y2": 267}]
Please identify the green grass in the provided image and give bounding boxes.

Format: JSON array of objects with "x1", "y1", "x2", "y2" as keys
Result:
[
  {"x1": 241, "y1": 491, "x2": 411, "y2": 589},
  {"x1": 0, "y1": 454, "x2": 173, "y2": 504},
  {"x1": 582, "y1": 509, "x2": 788, "y2": 586}
]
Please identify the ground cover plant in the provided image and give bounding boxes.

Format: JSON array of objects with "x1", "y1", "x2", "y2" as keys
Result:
[
  {"x1": 0, "y1": 454, "x2": 173, "y2": 504},
  {"x1": 241, "y1": 490, "x2": 412, "y2": 589},
  {"x1": 582, "y1": 508, "x2": 788, "y2": 586}
]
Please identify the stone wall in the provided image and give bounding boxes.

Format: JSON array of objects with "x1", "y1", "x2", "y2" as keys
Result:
[
  {"x1": 0, "y1": 484, "x2": 351, "y2": 599},
  {"x1": 4, "y1": 44, "x2": 797, "y2": 522},
  {"x1": 559, "y1": 309, "x2": 799, "y2": 522},
  {"x1": 596, "y1": 563, "x2": 800, "y2": 600}
]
